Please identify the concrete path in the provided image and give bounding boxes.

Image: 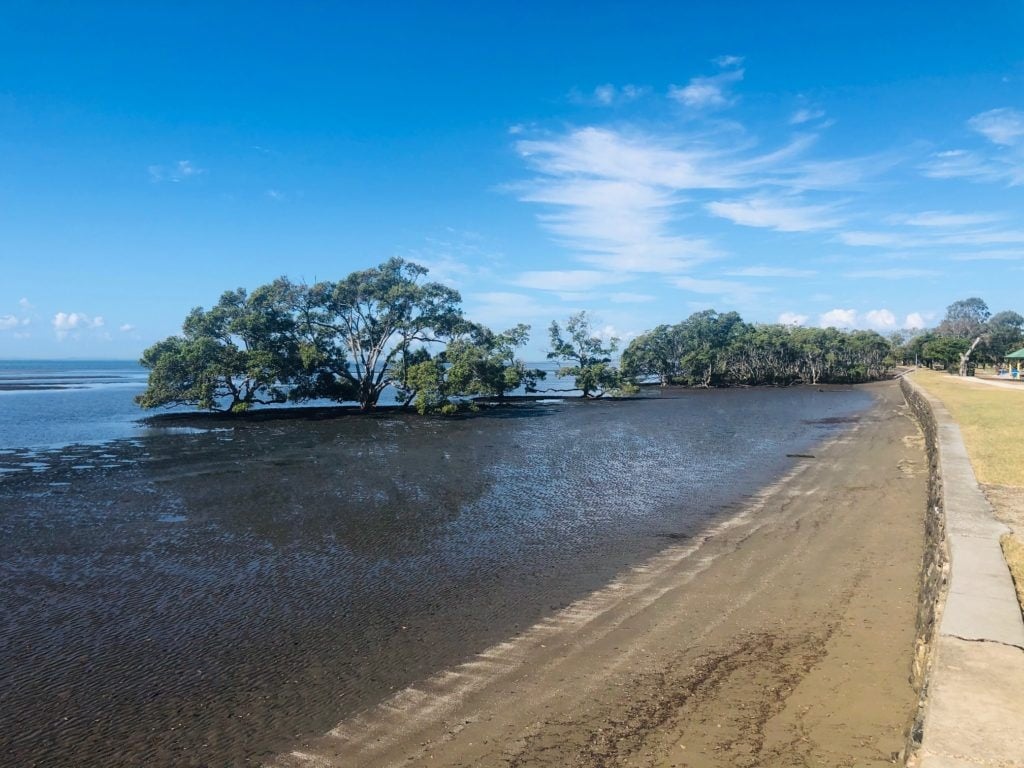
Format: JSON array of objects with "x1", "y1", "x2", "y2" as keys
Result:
[
  {"x1": 962, "y1": 375, "x2": 1024, "y2": 392},
  {"x1": 906, "y1": 376, "x2": 1024, "y2": 768}
]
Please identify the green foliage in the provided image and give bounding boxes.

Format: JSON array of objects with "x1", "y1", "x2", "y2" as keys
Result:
[
  {"x1": 548, "y1": 311, "x2": 621, "y2": 398},
  {"x1": 402, "y1": 357, "x2": 449, "y2": 415},
  {"x1": 443, "y1": 323, "x2": 545, "y2": 400},
  {"x1": 303, "y1": 257, "x2": 464, "y2": 410},
  {"x1": 396, "y1": 322, "x2": 545, "y2": 414},
  {"x1": 136, "y1": 287, "x2": 297, "y2": 412},
  {"x1": 620, "y1": 324, "x2": 686, "y2": 384},
  {"x1": 985, "y1": 310, "x2": 1024, "y2": 362},
  {"x1": 621, "y1": 312, "x2": 895, "y2": 387},
  {"x1": 922, "y1": 336, "x2": 971, "y2": 371},
  {"x1": 937, "y1": 297, "x2": 990, "y2": 339}
]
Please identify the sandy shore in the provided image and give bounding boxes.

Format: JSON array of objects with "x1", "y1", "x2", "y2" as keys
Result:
[{"x1": 271, "y1": 380, "x2": 927, "y2": 768}]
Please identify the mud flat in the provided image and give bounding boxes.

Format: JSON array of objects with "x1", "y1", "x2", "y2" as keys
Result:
[
  {"x1": 0, "y1": 383, "x2": 912, "y2": 767},
  {"x1": 271, "y1": 380, "x2": 927, "y2": 768}
]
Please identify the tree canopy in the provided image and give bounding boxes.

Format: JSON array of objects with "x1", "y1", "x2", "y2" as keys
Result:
[
  {"x1": 547, "y1": 311, "x2": 622, "y2": 398},
  {"x1": 139, "y1": 269, "x2": 1021, "y2": 415},
  {"x1": 622, "y1": 312, "x2": 893, "y2": 387},
  {"x1": 138, "y1": 259, "x2": 465, "y2": 412}
]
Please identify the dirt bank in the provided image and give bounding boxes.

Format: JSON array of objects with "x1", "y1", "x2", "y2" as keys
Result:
[{"x1": 271, "y1": 380, "x2": 927, "y2": 768}]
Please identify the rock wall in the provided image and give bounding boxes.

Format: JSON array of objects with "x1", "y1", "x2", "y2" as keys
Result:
[{"x1": 899, "y1": 376, "x2": 949, "y2": 758}]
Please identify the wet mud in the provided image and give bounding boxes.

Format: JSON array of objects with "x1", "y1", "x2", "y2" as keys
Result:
[{"x1": 1, "y1": 386, "x2": 872, "y2": 767}]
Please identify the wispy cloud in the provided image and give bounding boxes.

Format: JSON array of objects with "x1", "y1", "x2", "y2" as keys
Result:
[
  {"x1": 514, "y1": 122, "x2": 838, "y2": 275},
  {"x1": 837, "y1": 230, "x2": 925, "y2": 248},
  {"x1": 899, "y1": 210, "x2": 1003, "y2": 227},
  {"x1": 148, "y1": 159, "x2": 205, "y2": 183},
  {"x1": 675, "y1": 275, "x2": 770, "y2": 306},
  {"x1": 790, "y1": 107, "x2": 826, "y2": 125},
  {"x1": 843, "y1": 268, "x2": 941, "y2": 279},
  {"x1": 948, "y1": 249, "x2": 1024, "y2": 261},
  {"x1": 727, "y1": 266, "x2": 817, "y2": 278},
  {"x1": 573, "y1": 83, "x2": 646, "y2": 106},
  {"x1": 668, "y1": 57, "x2": 744, "y2": 110},
  {"x1": 921, "y1": 107, "x2": 1024, "y2": 186},
  {"x1": 969, "y1": 108, "x2": 1024, "y2": 146},
  {"x1": 466, "y1": 291, "x2": 562, "y2": 328},
  {"x1": 706, "y1": 195, "x2": 843, "y2": 232},
  {"x1": 609, "y1": 292, "x2": 656, "y2": 303},
  {"x1": 512, "y1": 269, "x2": 630, "y2": 292},
  {"x1": 516, "y1": 129, "x2": 729, "y2": 272}
]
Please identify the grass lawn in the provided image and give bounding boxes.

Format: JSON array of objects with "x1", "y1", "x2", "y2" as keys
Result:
[
  {"x1": 911, "y1": 368, "x2": 1024, "y2": 487},
  {"x1": 911, "y1": 368, "x2": 1024, "y2": 614}
]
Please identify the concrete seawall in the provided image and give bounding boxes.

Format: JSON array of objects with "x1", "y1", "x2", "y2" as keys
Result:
[{"x1": 900, "y1": 374, "x2": 1024, "y2": 767}]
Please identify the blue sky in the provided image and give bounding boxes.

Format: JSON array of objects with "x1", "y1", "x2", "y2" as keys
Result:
[{"x1": 1, "y1": 2, "x2": 1023, "y2": 359}]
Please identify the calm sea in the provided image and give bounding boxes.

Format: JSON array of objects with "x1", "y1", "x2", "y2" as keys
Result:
[{"x1": 0, "y1": 360, "x2": 150, "y2": 450}]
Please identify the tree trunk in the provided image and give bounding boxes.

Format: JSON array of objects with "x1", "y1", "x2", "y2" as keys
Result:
[{"x1": 958, "y1": 335, "x2": 984, "y2": 377}]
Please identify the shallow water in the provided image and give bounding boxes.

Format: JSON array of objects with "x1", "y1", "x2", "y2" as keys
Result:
[{"x1": 0, "y1": 386, "x2": 873, "y2": 767}]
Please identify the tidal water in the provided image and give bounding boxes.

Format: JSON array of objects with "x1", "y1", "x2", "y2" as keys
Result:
[{"x1": 0, "y1": 361, "x2": 876, "y2": 767}]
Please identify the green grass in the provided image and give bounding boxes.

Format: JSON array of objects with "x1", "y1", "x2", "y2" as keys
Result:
[{"x1": 912, "y1": 369, "x2": 1024, "y2": 487}]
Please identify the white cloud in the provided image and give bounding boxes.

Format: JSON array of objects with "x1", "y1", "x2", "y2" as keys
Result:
[
  {"x1": 517, "y1": 130, "x2": 728, "y2": 272},
  {"x1": 53, "y1": 312, "x2": 105, "y2": 340},
  {"x1": 726, "y1": 266, "x2": 817, "y2": 278},
  {"x1": 781, "y1": 154, "x2": 895, "y2": 191},
  {"x1": 119, "y1": 323, "x2": 136, "y2": 333},
  {"x1": 0, "y1": 315, "x2": 19, "y2": 331},
  {"x1": 18, "y1": 297, "x2": 32, "y2": 310},
  {"x1": 940, "y1": 229, "x2": 1024, "y2": 246},
  {"x1": 864, "y1": 309, "x2": 896, "y2": 329},
  {"x1": 790, "y1": 107, "x2": 826, "y2": 125},
  {"x1": 149, "y1": 159, "x2": 205, "y2": 183},
  {"x1": 905, "y1": 312, "x2": 926, "y2": 328},
  {"x1": 512, "y1": 269, "x2": 629, "y2": 292},
  {"x1": 778, "y1": 312, "x2": 809, "y2": 325},
  {"x1": 713, "y1": 54, "x2": 744, "y2": 68},
  {"x1": 265, "y1": 189, "x2": 284, "y2": 201},
  {"x1": 706, "y1": 195, "x2": 842, "y2": 232},
  {"x1": 817, "y1": 308, "x2": 906, "y2": 330},
  {"x1": 969, "y1": 108, "x2": 1024, "y2": 146},
  {"x1": 843, "y1": 268, "x2": 940, "y2": 279},
  {"x1": 668, "y1": 64, "x2": 744, "y2": 109},
  {"x1": 609, "y1": 292, "x2": 656, "y2": 304},
  {"x1": 837, "y1": 230, "x2": 923, "y2": 248},
  {"x1": 921, "y1": 109, "x2": 1024, "y2": 186},
  {"x1": 901, "y1": 210, "x2": 1003, "y2": 227},
  {"x1": 515, "y1": 123, "x2": 831, "y2": 275},
  {"x1": 466, "y1": 291, "x2": 558, "y2": 327},
  {"x1": 818, "y1": 308, "x2": 858, "y2": 328},
  {"x1": 593, "y1": 84, "x2": 615, "y2": 105},
  {"x1": 675, "y1": 276, "x2": 769, "y2": 306},
  {"x1": 584, "y1": 83, "x2": 645, "y2": 106},
  {"x1": 931, "y1": 151, "x2": 1024, "y2": 185},
  {"x1": 949, "y1": 249, "x2": 1024, "y2": 261}
]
